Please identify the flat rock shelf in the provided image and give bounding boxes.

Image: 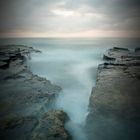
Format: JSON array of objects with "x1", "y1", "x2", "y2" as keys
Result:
[
  {"x1": 86, "y1": 47, "x2": 140, "y2": 140},
  {"x1": 0, "y1": 45, "x2": 71, "y2": 140}
]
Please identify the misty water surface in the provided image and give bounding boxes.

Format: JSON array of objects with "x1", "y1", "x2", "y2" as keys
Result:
[
  {"x1": 27, "y1": 38, "x2": 109, "y2": 140},
  {"x1": 0, "y1": 38, "x2": 139, "y2": 140}
]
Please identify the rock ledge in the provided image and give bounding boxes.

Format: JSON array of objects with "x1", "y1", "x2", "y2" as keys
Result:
[{"x1": 87, "y1": 47, "x2": 140, "y2": 140}]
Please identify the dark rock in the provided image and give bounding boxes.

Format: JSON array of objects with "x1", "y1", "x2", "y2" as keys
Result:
[
  {"x1": 103, "y1": 54, "x2": 116, "y2": 61},
  {"x1": 87, "y1": 47, "x2": 140, "y2": 140},
  {"x1": 0, "y1": 116, "x2": 38, "y2": 140},
  {"x1": 31, "y1": 110, "x2": 71, "y2": 140},
  {"x1": 113, "y1": 47, "x2": 129, "y2": 51},
  {"x1": 0, "y1": 45, "x2": 71, "y2": 140},
  {"x1": 0, "y1": 61, "x2": 9, "y2": 69},
  {"x1": 135, "y1": 47, "x2": 140, "y2": 52},
  {"x1": 103, "y1": 47, "x2": 130, "y2": 62},
  {"x1": 0, "y1": 56, "x2": 10, "y2": 62}
]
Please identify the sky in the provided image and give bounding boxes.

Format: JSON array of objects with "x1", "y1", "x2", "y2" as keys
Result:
[{"x1": 0, "y1": 0, "x2": 140, "y2": 38}]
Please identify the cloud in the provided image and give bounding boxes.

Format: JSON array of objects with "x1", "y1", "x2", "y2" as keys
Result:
[{"x1": 0, "y1": 0, "x2": 139, "y2": 37}]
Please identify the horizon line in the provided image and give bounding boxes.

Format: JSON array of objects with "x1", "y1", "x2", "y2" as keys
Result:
[{"x1": 0, "y1": 36, "x2": 140, "y2": 39}]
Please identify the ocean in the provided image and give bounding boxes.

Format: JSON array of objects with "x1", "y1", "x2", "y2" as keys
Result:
[{"x1": 0, "y1": 38, "x2": 139, "y2": 140}]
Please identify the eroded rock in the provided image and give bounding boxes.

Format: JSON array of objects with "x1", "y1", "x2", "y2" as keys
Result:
[
  {"x1": 0, "y1": 116, "x2": 38, "y2": 140},
  {"x1": 0, "y1": 45, "x2": 70, "y2": 140},
  {"x1": 87, "y1": 47, "x2": 140, "y2": 140},
  {"x1": 31, "y1": 110, "x2": 71, "y2": 140}
]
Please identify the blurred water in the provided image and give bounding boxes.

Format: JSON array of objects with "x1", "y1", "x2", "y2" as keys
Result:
[
  {"x1": 0, "y1": 38, "x2": 139, "y2": 140},
  {"x1": 28, "y1": 40, "x2": 105, "y2": 140}
]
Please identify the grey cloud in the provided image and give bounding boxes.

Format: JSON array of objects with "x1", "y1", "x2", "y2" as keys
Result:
[
  {"x1": 85, "y1": 0, "x2": 140, "y2": 31},
  {"x1": 54, "y1": 0, "x2": 140, "y2": 31},
  {"x1": 0, "y1": 0, "x2": 57, "y2": 31},
  {"x1": 0, "y1": 0, "x2": 139, "y2": 35}
]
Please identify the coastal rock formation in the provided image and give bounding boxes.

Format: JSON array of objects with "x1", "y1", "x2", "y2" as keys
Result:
[
  {"x1": 87, "y1": 47, "x2": 140, "y2": 140},
  {"x1": 0, "y1": 45, "x2": 70, "y2": 140},
  {"x1": 31, "y1": 110, "x2": 71, "y2": 140},
  {"x1": 103, "y1": 47, "x2": 129, "y2": 61},
  {"x1": 0, "y1": 116, "x2": 38, "y2": 140},
  {"x1": 0, "y1": 110, "x2": 70, "y2": 140}
]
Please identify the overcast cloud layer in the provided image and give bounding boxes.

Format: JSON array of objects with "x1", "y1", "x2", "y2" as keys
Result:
[{"x1": 0, "y1": 0, "x2": 140, "y2": 37}]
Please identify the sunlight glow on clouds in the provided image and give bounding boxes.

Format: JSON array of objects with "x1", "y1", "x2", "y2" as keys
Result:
[
  {"x1": 0, "y1": 0, "x2": 140, "y2": 38},
  {"x1": 52, "y1": 9, "x2": 75, "y2": 17}
]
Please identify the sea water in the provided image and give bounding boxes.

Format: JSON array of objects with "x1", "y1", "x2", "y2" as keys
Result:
[{"x1": 0, "y1": 38, "x2": 139, "y2": 140}]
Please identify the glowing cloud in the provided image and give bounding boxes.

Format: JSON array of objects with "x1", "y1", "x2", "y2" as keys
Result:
[
  {"x1": 0, "y1": 0, "x2": 139, "y2": 37},
  {"x1": 52, "y1": 9, "x2": 75, "y2": 17}
]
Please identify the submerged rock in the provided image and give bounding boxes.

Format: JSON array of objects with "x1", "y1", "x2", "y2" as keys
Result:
[{"x1": 87, "y1": 47, "x2": 140, "y2": 140}]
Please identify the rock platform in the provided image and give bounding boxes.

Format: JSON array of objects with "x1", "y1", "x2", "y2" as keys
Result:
[
  {"x1": 87, "y1": 47, "x2": 140, "y2": 140},
  {"x1": 0, "y1": 45, "x2": 71, "y2": 140}
]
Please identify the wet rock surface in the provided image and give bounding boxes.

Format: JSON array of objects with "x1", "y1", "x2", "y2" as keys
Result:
[
  {"x1": 31, "y1": 110, "x2": 71, "y2": 140},
  {"x1": 0, "y1": 116, "x2": 38, "y2": 140},
  {"x1": 0, "y1": 45, "x2": 70, "y2": 140},
  {"x1": 87, "y1": 47, "x2": 140, "y2": 140}
]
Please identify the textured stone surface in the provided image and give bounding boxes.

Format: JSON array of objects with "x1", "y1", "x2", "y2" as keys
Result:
[
  {"x1": 87, "y1": 47, "x2": 140, "y2": 140},
  {"x1": 0, "y1": 45, "x2": 70, "y2": 140},
  {"x1": 0, "y1": 116, "x2": 38, "y2": 140},
  {"x1": 31, "y1": 110, "x2": 71, "y2": 140}
]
